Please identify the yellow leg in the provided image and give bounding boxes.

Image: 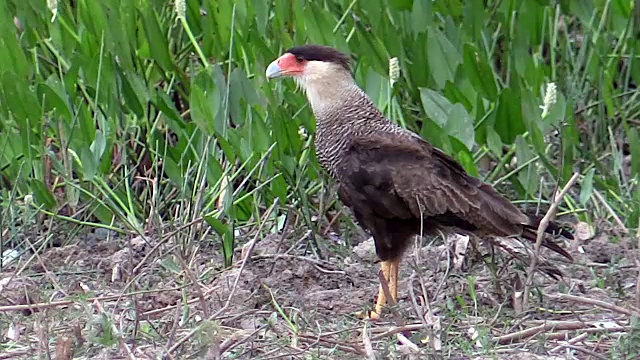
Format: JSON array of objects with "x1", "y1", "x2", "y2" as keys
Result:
[{"x1": 358, "y1": 258, "x2": 401, "y2": 320}]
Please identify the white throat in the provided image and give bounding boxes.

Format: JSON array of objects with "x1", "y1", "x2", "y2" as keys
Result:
[{"x1": 294, "y1": 61, "x2": 358, "y2": 115}]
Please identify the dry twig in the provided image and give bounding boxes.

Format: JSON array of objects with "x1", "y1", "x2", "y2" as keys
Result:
[
  {"x1": 219, "y1": 325, "x2": 269, "y2": 355},
  {"x1": 549, "y1": 332, "x2": 589, "y2": 353},
  {"x1": 493, "y1": 320, "x2": 628, "y2": 345},
  {"x1": 552, "y1": 293, "x2": 640, "y2": 317},
  {"x1": 523, "y1": 172, "x2": 579, "y2": 309},
  {"x1": 371, "y1": 323, "x2": 426, "y2": 341},
  {"x1": 561, "y1": 344, "x2": 608, "y2": 360},
  {"x1": 0, "y1": 286, "x2": 186, "y2": 312},
  {"x1": 397, "y1": 332, "x2": 420, "y2": 353},
  {"x1": 165, "y1": 299, "x2": 183, "y2": 351},
  {"x1": 295, "y1": 333, "x2": 365, "y2": 355},
  {"x1": 362, "y1": 322, "x2": 376, "y2": 360},
  {"x1": 0, "y1": 350, "x2": 31, "y2": 359}
]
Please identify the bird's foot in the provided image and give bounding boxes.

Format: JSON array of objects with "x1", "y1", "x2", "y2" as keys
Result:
[{"x1": 355, "y1": 309, "x2": 382, "y2": 320}]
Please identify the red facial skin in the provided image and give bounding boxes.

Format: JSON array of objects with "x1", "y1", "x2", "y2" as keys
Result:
[{"x1": 276, "y1": 53, "x2": 306, "y2": 76}]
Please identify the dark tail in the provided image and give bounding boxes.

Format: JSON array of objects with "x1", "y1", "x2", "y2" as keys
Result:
[{"x1": 522, "y1": 216, "x2": 574, "y2": 261}]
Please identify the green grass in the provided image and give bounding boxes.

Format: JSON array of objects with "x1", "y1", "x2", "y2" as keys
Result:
[
  {"x1": 1, "y1": 0, "x2": 640, "y2": 358},
  {"x1": 1, "y1": 0, "x2": 639, "y2": 253}
]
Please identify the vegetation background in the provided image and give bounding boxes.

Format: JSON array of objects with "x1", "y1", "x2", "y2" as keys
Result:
[{"x1": 1, "y1": 0, "x2": 640, "y2": 358}]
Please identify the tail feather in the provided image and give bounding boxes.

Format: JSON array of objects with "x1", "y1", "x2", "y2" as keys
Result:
[
  {"x1": 489, "y1": 239, "x2": 565, "y2": 280},
  {"x1": 476, "y1": 184, "x2": 574, "y2": 262},
  {"x1": 522, "y1": 216, "x2": 574, "y2": 261}
]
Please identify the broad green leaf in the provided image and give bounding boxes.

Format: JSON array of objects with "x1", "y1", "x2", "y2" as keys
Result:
[
  {"x1": 303, "y1": 2, "x2": 340, "y2": 46},
  {"x1": 456, "y1": 148, "x2": 477, "y2": 176},
  {"x1": 419, "y1": 88, "x2": 474, "y2": 149},
  {"x1": 420, "y1": 88, "x2": 475, "y2": 149},
  {"x1": 91, "y1": 129, "x2": 107, "y2": 167},
  {"x1": 408, "y1": 32, "x2": 431, "y2": 87},
  {"x1": 419, "y1": 118, "x2": 450, "y2": 152},
  {"x1": 2, "y1": 72, "x2": 42, "y2": 131},
  {"x1": 527, "y1": 123, "x2": 547, "y2": 157},
  {"x1": 140, "y1": 7, "x2": 173, "y2": 71},
  {"x1": 79, "y1": 0, "x2": 108, "y2": 41},
  {"x1": 80, "y1": 146, "x2": 98, "y2": 181},
  {"x1": 389, "y1": 0, "x2": 413, "y2": 11},
  {"x1": 190, "y1": 83, "x2": 218, "y2": 135},
  {"x1": 76, "y1": 103, "x2": 96, "y2": 148},
  {"x1": 228, "y1": 68, "x2": 246, "y2": 126},
  {"x1": 462, "y1": 43, "x2": 498, "y2": 101},
  {"x1": 420, "y1": 88, "x2": 451, "y2": 127},
  {"x1": 627, "y1": 127, "x2": 640, "y2": 176},
  {"x1": 118, "y1": 68, "x2": 146, "y2": 118},
  {"x1": 153, "y1": 91, "x2": 186, "y2": 133},
  {"x1": 162, "y1": 157, "x2": 184, "y2": 186},
  {"x1": 462, "y1": 0, "x2": 486, "y2": 41},
  {"x1": 580, "y1": 168, "x2": 595, "y2": 205},
  {"x1": 426, "y1": 27, "x2": 461, "y2": 89},
  {"x1": 486, "y1": 128, "x2": 503, "y2": 156},
  {"x1": 210, "y1": 65, "x2": 229, "y2": 135},
  {"x1": 209, "y1": 0, "x2": 233, "y2": 46},
  {"x1": 250, "y1": 116, "x2": 272, "y2": 153},
  {"x1": 445, "y1": 104, "x2": 475, "y2": 150},
  {"x1": 353, "y1": 28, "x2": 389, "y2": 74},
  {"x1": 37, "y1": 78, "x2": 73, "y2": 123},
  {"x1": 515, "y1": 135, "x2": 537, "y2": 194},
  {"x1": 602, "y1": 70, "x2": 615, "y2": 118},
  {"x1": 364, "y1": 69, "x2": 388, "y2": 110},
  {"x1": 204, "y1": 216, "x2": 235, "y2": 267},
  {"x1": 444, "y1": 77, "x2": 475, "y2": 113},
  {"x1": 252, "y1": 0, "x2": 268, "y2": 36},
  {"x1": 29, "y1": 179, "x2": 57, "y2": 210},
  {"x1": 411, "y1": 0, "x2": 432, "y2": 35},
  {"x1": 214, "y1": 129, "x2": 237, "y2": 164},
  {"x1": 0, "y1": 3, "x2": 30, "y2": 79},
  {"x1": 542, "y1": 90, "x2": 569, "y2": 131},
  {"x1": 494, "y1": 88, "x2": 526, "y2": 144}
]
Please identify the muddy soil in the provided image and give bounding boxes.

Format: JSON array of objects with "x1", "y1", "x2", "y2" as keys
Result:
[{"x1": 1, "y1": 225, "x2": 638, "y2": 359}]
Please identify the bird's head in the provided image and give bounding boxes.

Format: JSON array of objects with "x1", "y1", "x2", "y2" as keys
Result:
[
  {"x1": 266, "y1": 45, "x2": 355, "y2": 112},
  {"x1": 266, "y1": 45, "x2": 351, "y2": 81}
]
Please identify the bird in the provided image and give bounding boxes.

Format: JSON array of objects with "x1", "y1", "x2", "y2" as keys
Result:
[{"x1": 266, "y1": 44, "x2": 573, "y2": 320}]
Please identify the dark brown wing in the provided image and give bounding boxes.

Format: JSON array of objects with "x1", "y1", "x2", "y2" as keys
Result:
[{"x1": 336, "y1": 132, "x2": 572, "y2": 260}]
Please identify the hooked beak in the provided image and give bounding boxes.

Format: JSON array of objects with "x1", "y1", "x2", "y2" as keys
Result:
[{"x1": 265, "y1": 60, "x2": 283, "y2": 80}]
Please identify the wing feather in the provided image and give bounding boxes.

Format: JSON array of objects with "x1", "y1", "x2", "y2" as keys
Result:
[
  {"x1": 336, "y1": 132, "x2": 573, "y2": 261},
  {"x1": 339, "y1": 132, "x2": 527, "y2": 236}
]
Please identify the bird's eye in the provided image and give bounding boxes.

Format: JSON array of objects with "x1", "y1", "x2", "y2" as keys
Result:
[{"x1": 295, "y1": 56, "x2": 304, "y2": 62}]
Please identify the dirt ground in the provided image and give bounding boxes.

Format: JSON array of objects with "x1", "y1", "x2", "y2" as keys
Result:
[{"x1": 1, "y1": 223, "x2": 639, "y2": 359}]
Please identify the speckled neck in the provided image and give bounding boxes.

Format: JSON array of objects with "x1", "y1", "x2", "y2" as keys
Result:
[{"x1": 309, "y1": 86, "x2": 407, "y2": 179}]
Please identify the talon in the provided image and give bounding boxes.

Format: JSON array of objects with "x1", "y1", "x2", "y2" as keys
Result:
[
  {"x1": 355, "y1": 309, "x2": 382, "y2": 320},
  {"x1": 367, "y1": 311, "x2": 381, "y2": 320},
  {"x1": 354, "y1": 259, "x2": 400, "y2": 321}
]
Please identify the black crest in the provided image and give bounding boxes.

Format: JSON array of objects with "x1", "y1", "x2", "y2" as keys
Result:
[{"x1": 285, "y1": 45, "x2": 351, "y2": 71}]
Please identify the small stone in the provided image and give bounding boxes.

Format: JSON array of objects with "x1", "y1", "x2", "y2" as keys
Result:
[
  {"x1": 93, "y1": 228, "x2": 116, "y2": 241},
  {"x1": 574, "y1": 221, "x2": 595, "y2": 241},
  {"x1": 352, "y1": 237, "x2": 377, "y2": 262}
]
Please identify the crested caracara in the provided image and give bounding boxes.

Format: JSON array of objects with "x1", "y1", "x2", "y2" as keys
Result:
[{"x1": 266, "y1": 45, "x2": 573, "y2": 320}]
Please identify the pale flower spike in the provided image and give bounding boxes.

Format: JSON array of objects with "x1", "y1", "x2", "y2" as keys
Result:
[
  {"x1": 540, "y1": 82, "x2": 557, "y2": 119},
  {"x1": 298, "y1": 126, "x2": 308, "y2": 140},
  {"x1": 47, "y1": 0, "x2": 57, "y2": 23},
  {"x1": 389, "y1": 57, "x2": 400, "y2": 87},
  {"x1": 175, "y1": 0, "x2": 186, "y2": 20}
]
